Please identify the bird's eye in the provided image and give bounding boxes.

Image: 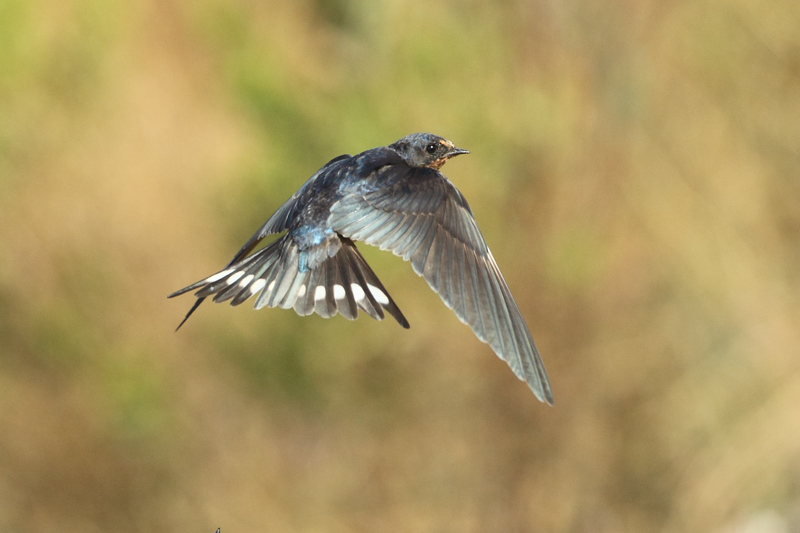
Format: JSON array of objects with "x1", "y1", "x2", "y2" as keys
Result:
[{"x1": 425, "y1": 143, "x2": 438, "y2": 154}]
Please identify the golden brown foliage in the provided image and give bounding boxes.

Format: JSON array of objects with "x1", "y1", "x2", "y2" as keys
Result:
[{"x1": 1, "y1": 0, "x2": 799, "y2": 531}]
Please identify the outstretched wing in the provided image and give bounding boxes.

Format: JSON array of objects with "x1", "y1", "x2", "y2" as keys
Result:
[{"x1": 328, "y1": 167, "x2": 553, "y2": 404}]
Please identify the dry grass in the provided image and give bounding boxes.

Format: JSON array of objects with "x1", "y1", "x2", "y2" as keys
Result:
[{"x1": 1, "y1": 0, "x2": 799, "y2": 531}]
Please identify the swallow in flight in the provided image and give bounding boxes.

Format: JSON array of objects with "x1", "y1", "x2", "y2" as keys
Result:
[{"x1": 169, "y1": 133, "x2": 553, "y2": 404}]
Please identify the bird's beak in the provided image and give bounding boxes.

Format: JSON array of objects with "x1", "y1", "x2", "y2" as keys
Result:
[{"x1": 447, "y1": 147, "x2": 470, "y2": 158}]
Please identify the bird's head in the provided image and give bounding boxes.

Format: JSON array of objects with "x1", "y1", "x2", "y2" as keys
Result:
[{"x1": 389, "y1": 133, "x2": 469, "y2": 170}]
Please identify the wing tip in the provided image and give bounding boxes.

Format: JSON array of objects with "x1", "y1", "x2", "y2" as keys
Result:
[
  {"x1": 536, "y1": 384, "x2": 555, "y2": 406},
  {"x1": 522, "y1": 358, "x2": 554, "y2": 405}
]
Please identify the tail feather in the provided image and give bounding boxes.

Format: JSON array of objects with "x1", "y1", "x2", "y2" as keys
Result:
[
  {"x1": 344, "y1": 249, "x2": 384, "y2": 321},
  {"x1": 169, "y1": 235, "x2": 409, "y2": 328},
  {"x1": 315, "y1": 259, "x2": 337, "y2": 318},
  {"x1": 293, "y1": 266, "x2": 321, "y2": 316},
  {"x1": 335, "y1": 247, "x2": 358, "y2": 320},
  {"x1": 264, "y1": 244, "x2": 298, "y2": 308}
]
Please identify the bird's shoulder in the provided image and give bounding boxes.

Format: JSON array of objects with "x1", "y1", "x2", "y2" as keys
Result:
[
  {"x1": 352, "y1": 146, "x2": 405, "y2": 174},
  {"x1": 342, "y1": 146, "x2": 455, "y2": 197},
  {"x1": 300, "y1": 144, "x2": 467, "y2": 224}
]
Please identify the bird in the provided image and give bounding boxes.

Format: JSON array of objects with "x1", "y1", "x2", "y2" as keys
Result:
[{"x1": 169, "y1": 133, "x2": 553, "y2": 404}]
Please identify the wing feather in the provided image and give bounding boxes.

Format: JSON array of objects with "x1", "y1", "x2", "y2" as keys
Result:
[{"x1": 328, "y1": 166, "x2": 553, "y2": 404}]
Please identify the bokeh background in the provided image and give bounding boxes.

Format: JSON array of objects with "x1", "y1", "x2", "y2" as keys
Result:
[{"x1": 2, "y1": 0, "x2": 799, "y2": 531}]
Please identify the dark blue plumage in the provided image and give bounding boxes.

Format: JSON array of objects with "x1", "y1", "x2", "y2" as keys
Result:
[{"x1": 169, "y1": 133, "x2": 553, "y2": 404}]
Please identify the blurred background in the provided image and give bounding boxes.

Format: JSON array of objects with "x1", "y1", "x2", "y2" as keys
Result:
[{"x1": 1, "y1": 0, "x2": 799, "y2": 531}]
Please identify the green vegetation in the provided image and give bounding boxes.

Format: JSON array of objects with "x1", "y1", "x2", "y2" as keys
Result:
[{"x1": 1, "y1": 0, "x2": 799, "y2": 531}]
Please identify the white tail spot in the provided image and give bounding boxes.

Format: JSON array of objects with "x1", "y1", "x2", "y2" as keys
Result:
[
  {"x1": 239, "y1": 274, "x2": 254, "y2": 287},
  {"x1": 206, "y1": 268, "x2": 234, "y2": 283},
  {"x1": 367, "y1": 284, "x2": 389, "y2": 305},
  {"x1": 314, "y1": 286, "x2": 326, "y2": 301},
  {"x1": 267, "y1": 280, "x2": 276, "y2": 292},
  {"x1": 350, "y1": 283, "x2": 366, "y2": 301},
  {"x1": 250, "y1": 278, "x2": 267, "y2": 294},
  {"x1": 226, "y1": 271, "x2": 244, "y2": 285},
  {"x1": 298, "y1": 284, "x2": 307, "y2": 298},
  {"x1": 333, "y1": 284, "x2": 346, "y2": 300}
]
